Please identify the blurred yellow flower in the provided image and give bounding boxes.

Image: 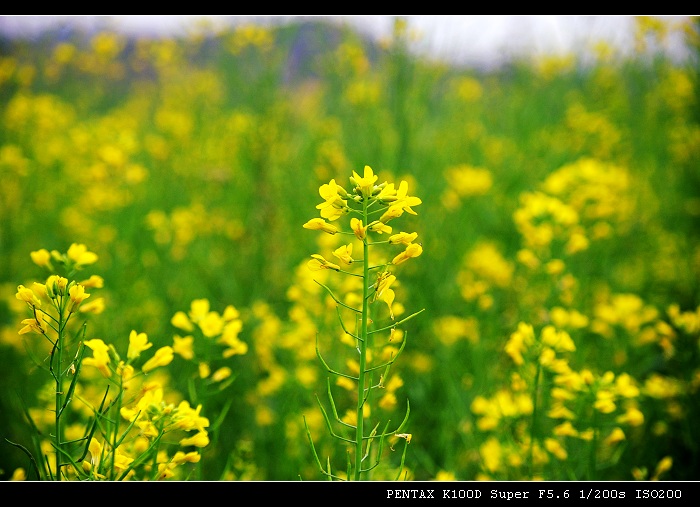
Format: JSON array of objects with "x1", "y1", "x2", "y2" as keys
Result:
[
  {"x1": 616, "y1": 406, "x2": 645, "y2": 426},
  {"x1": 127, "y1": 330, "x2": 152, "y2": 360},
  {"x1": 173, "y1": 334, "x2": 194, "y2": 360},
  {"x1": 199, "y1": 311, "x2": 224, "y2": 338},
  {"x1": 79, "y1": 275, "x2": 104, "y2": 289},
  {"x1": 30, "y1": 249, "x2": 52, "y2": 268},
  {"x1": 79, "y1": 297, "x2": 105, "y2": 314},
  {"x1": 603, "y1": 427, "x2": 626, "y2": 446},
  {"x1": 172, "y1": 451, "x2": 201, "y2": 465},
  {"x1": 83, "y1": 338, "x2": 112, "y2": 378},
  {"x1": 504, "y1": 322, "x2": 535, "y2": 366},
  {"x1": 10, "y1": 468, "x2": 26, "y2": 481},
  {"x1": 189, "y1": 299, "x2": 211, "y2": 323},
  {"x1": 180, "y1": 431, "x2": 210, "y2": 448},
  {"x1": 545, "y1": 438, "x2": 568, "y2": 460},
  {"x1": 68, "y1": 283, "x2": 90, "y2": 312},
  {"x1": 171, "y1": 311, "x2": 194, "y2": 332},
  {"x1": 212, "y1": 366, "x2": 232, "y2": 382},
  {"x1": 142, "y1": 346, "x2": 174, "y2": 373},
  {"x1": 651, "y1": 456, "x2": 673, "y2": 480},
  {"x1": 66, "y1": 243, "x2": 98, "y2": 267}
]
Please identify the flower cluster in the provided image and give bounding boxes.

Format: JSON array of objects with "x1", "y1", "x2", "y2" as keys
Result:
[
  {"x1": 302, "y1": 165, "x2": 424, "y2": 481},
  {"x1": 303, "y1": 165, "x2": 423, "y2": 320},
  {"x1": 16, "y1": 244, "x2": 102, "y2": 345},
  {"x1": 13, "y1": 245, "x2": 218, "y2": 480},
  {"x1": 171, "y1": 298, "x2": 246, "y2": 356}
]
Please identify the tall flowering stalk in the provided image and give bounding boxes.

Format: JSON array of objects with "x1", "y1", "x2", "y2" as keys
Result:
[
  {"x1": 13, "y1": 245, "x2": 100, "y2": 479},
  {"x1": 11, "y1": 245, "x2": 214, "y2": 480},
  {"x1": 303, "y1": 165, "x2": 424, "y2": 480}
]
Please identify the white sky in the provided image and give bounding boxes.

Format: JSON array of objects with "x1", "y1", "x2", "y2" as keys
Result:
[{"x1": 0, "y1": 15, "x2": 692, "y2": 68}]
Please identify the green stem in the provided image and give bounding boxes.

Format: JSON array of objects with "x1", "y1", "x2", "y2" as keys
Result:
[
  {"x1": 54, "y1": 300, "x2": 65, "y2": 480},
  {"x1": 354, "y1": 197, "x2": 371, "y2": 481},
  {"x1": 109, "y1": 376, "x2": 124, "y2": 480},
  {"x1": 528, "y1": 358, "x2": 542, "y2": 480},
  {"x1": 588, "y1": 408, "x2": 598, "y2": 480}
]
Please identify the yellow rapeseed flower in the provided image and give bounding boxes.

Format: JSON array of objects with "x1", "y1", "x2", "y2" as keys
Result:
[
  {"x1": 316, "y1": 179, "x2": 349, "y2": 221},
  {"x1": 188, "y1": 299, "x2": 211, "y2": 323},
  {"x1": 351, "y1": 165, "x2": 379, "y2": 198},
  {"x1": 68, "y1": 283, "x2": 90, "y2": 312},
  {"x1": 603, "y1": 427, "x2": 626, "y2": 446},
  {"x1": 375, "y1": 272, "x2": 396, "y2": 319},
  {"x1": 15, "y1": 285, "x2": 41, "y2": 307},
  {"x1": 127, "y1": 330, "x2": 152, "y2": 360},
  {"x1": 66, "y1": 243, "x2": 98, "y2": 267},
  {"x1": 79, "y1": 275, "x2": 104, "y2": 289},
  {"x1": 142, "y1": 346, "x2": 174, "y2": 373},
  {"x1": 504, "y1": 322, "x2": 535, "y2": 366},
  {"x1": 594, "y1": 388, "x2": 617, "y2": 414},
  {"x1": 212, "y1": 366, "x2": 232, "y2": 382},
  {"x1": 615, "y1": 373, "x2": 640, "y2": 398},
  {"x1": 388, "y1": 231, "x2": 418, "y2": 245},
  {"x1": 180, "y1": 430, "x2": 210, "y2": 448},
  {"x1": 173, "y1": 335, "x2": 194, "y2": 360},
  {"x1": 480, "y1": 437, "x2": 503, "y2": 473},
  {"x1": 388, "y1": 180, "x2": 422, "y2": 216},
  {"x1": 541, "y1": 325, "x2": 576, "y2": 352},
  {"x1": 616, "y1": 406, "x2": 644, "y2": 426},
  {"x1": 368, "y1": 220, "x2": 392, "y2": 234},
  {"x1": 175, "y1": 400, "x2": 210, "y2": 432},
  {"x1": 391, "y1": 243, "x2": 423, "y2": 265},
  {"x1": 307, "y1": 254, "x2": 341, "y2": 272},
  {"x1": 172, "y1": 451, "x2": 201, "y2": 465},
  {"x1": 156, "y1": 463, "x2": 176, "y2": 480},
  {"x1": 350, "y1": 217, "x2": 367, "y2": 240},
  {"x1": 18, "y1": 317, "x2": 44, "y2": 335},
  {"x1": 79, "y1": 297, "x2": 105, "y2": 314},
  {"x1": 10, "y1": 468, "x2": 26, "y2": 481},
  {"x1": 198, "y1": 311, "x2": 224, "y2": 338},
  {"x1": 30, "y1": 249, "x2": 52, "y2": 268},
  {"x1": 553, "y1": 421, "x2": 579, "y2": 437},
  {"x1": 545, "y1": 438, "x2": 568, "y2": 460},
  {"x1": 45, "y1": 275, "x2": 68, "y2": 298},
  {"x1": 171, "y1": 311, "x2": 194, "y2": 332},
  {"x1": 303, "y1": 217, "x2": 338, "y2": 235},
  {"x1": 651, "y1": 456, "x2": 673, "y2": 480},
  {"x1": 332, "y1": 243, "x2": 354, "y2": 265},
  {"x1": 83, "y1": 339, "x2": 112, "y2": 378}
]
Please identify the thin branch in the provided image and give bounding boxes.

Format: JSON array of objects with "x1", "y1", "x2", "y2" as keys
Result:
[
  {"x1": 315, "y1": 333, "x2": 359, "y2": 380},
  {"x1": 368, "y1": 308, "x2": 425, "y2": 335},
  {"x1": 4, "y1": 439, "x2": 41, "y2": 480},
  {"x1": 314, "y1": 280, "x2": 361, "y2": 313}
]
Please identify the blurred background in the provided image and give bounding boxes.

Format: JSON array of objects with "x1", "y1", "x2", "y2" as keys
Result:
[
  {"x1": 1, "y1": 15, "x2": 694, "y2": 68},
  {"x1": 0, "y1": 15, "x2": 699, "y2": 481}
]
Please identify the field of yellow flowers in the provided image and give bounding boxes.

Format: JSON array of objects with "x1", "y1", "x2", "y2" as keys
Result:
[{"x1": 1, "y1": 17, "x2": 699, "y2": 481}]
